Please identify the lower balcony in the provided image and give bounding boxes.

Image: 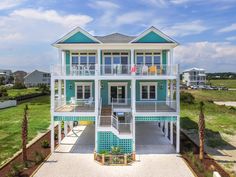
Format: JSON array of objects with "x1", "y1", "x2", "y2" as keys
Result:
[
  {"x1": 54, "y1": 98, "x2": 95, "y2": 113},
  {"x1": 135, "y1": 100, "x2": 176, "y2": 112}
]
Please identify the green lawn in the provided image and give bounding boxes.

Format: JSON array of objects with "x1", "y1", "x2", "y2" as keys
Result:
[
  {"x1": 208, "y1": 79, "x2": 236, "y2": 88},
  {"x1": 186, "y1": 90, "x2": 236, "y2": 101},
  {"x1": 0, "y1": 96, "x2": 50, "y2": 166},
  {"x1": 181, "y1": 90, "x2": 236, "y2": 148},
  {"x1": 7, "y1": 87, "x2": 41, "y2": 98}
]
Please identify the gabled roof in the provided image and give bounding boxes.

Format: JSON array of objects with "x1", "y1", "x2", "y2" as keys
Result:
[
  {"x1": 130, "y1": 26, "x2": 178, "y2": 44},
  {"x1": 183, "y1": 68, "x2": 205, "y2": 72},
  {"x1": 24, "y1": 70, "x2": 50, "y2": 79},
  {"x1": 53, "y1": 27, "x2": 101, "y2": 45},
  {"x1": 94, "y1": 33, "x2": 136, "y2": 43}
]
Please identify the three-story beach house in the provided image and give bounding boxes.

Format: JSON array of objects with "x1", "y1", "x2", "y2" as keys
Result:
[{"x1": 50, "y1": 26, "x2": 180, "y2": 156}]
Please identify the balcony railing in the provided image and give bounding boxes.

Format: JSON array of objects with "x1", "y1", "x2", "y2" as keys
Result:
[
  {"x1": 51, "y1": 64, "x2": 178, "y2": 77},
  {"x1": 54, "y1": 98, "x2": 95, "y2": 112},
  {"x1": 135, "y1": 100, "x2": 176, "y2": 112},
  {"x1": 135, "y1": 64, "x2": 177, "y2": 76},
  {"x1": 100, "y1": 65, "x2": 131, "y2": 75}
]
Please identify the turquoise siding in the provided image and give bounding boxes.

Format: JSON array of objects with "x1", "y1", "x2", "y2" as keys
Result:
[
  {"x1": 66, "y1": 80, "x2": 95, "y2": 102},
  {"x1": 54, "y1": 116, "x2": 95, "y2": 121},
  {"x1": 100, "y1": 80, "x2": 131, "y2": 106},
  {"x1": 135, "y1": 31, "x2": 170, "y2": 43},
  {"x1": 162, "y1": 50, "x2": 167, "y2": 65},
  {"x1": 63, "y1": 32, "x2": 97, "y2": 43},
  {"x1": 136, "y1": 80, "x2": 167, "y2": 101},
  {"x1": 97, "y1": 131, "x2": 133, "y2": 153},
  {"x1": 65, "y1": 51, "x2": 70, "y2": 74},
  {"x1": 135, "y1": 116, "x2": 177, "y2": 122}
]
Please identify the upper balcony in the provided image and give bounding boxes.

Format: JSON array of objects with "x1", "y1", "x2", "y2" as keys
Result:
[{"x1": 51, "y1": 64, "x2": 178, "y2": 78}]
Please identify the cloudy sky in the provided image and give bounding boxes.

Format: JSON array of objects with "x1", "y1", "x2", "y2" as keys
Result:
[{"x1": 0, "y1": 0, "x2": 236, "y2": 72}]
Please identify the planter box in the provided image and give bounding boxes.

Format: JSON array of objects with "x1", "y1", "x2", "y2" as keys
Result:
[{"x1": 0, "y1": 100, "x2": 17, "y2": 109}]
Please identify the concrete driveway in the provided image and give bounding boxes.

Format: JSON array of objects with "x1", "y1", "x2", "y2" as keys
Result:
[
  {"x1": 136, "y1": 122, "x2": 176, "y2": 154},
  {"x1": 33, "y1": 125, "x2": 194, "y2": 177}
]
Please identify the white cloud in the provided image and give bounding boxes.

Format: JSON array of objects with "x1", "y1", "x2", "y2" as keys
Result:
[
  {"x1": 88, "y1": 1, "x2": 119, "y2": 9},
  {"x1": 116, "y1": 11, "x2": 150, "y2": 26},
  {"x1": 11, "y1": 8, "x2": 93, "y2": 28},
  {"x1": 0, "y1": 0, "x2": 24, "y2": 10},
  {"x1": 226, "y1": 36, "x2": 236, "y2": 41},
  {"x1": 0, "y1": 33, "x2": 23, "y2": 41},
  {"x1": 170, "y1": 0, "x2": 190, "y2": 4},
  {"x1": 218, "y1": 23, "x2": 236, "y2": 33},
  {"x1": 163, "y1": 20, "x2": 208, "y2": 37},
  {"x1": 175, "y1": 42, "x2": 236, "y2": 72}
]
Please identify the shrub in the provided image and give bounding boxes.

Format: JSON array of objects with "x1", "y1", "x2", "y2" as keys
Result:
[
  {"x1": 180, "y1": 91, "x2": 195, "y2": 104},
  {"x1": 38, "y1": 84, "x2": 50, "y2": 94},
  {"x1": 13, "y1": 82, "x2": 26, "y2": 89},
  {"x1": 0, "y1": 86, "x2": 8, "y2": 97},
  {"x1": 41, "y1": 140, "x2": 50, "y2": 148},
  {"x1": 100, "y1": 150, "x2": 109, "y2": 155},
  {"x1": 111, "y1": 147, "x2": 121, "y2": 155},
  {"x1": 8, "y1": 163, "x2": 24, "y2": 177},
  {"x1": 34, "y1": 151, "x2": 45, "y2": 164}
]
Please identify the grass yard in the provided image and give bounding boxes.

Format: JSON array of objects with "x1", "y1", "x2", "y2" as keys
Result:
[
  {"x1": 186, "y1": 90, "x2": 236, "y2": 101},
  {"x1": 208, "y1": 79, "x2": 236, "y2": 88},
  {"x1": 181, "y1": 90, "x2": 236, "y2": 148},
  {"x1": 0, "y1": 96, "x2": 50, "y2": 166},
  {"x1": 7, "y1": 87, "x2": 41, "y2": 98}
]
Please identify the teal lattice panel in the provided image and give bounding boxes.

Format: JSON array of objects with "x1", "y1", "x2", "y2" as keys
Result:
[
  {"x1": 54, "y1": 116, "x2": 95, "y2": 121},
  {"x1": 135, "y1": 116, "x2": 177, "y2": 122},
  {"x1": 97, "y1": 132, "x2": 133, "y2": 154}
]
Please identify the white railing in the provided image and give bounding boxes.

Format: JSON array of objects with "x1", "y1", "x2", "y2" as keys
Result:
[
  {"x1": 135, "y1": 100, "x2": 177, "y2": 112},
  {"x1": 54, "y1": 98, "x2": 95, "y2": 112},
  {"x1": 111, "y1": 98, "x2": 131, "y2": 112},
  {"x1": 51, "y1": 64, "x2": 178, "y2": 77},
  {"x1": 100, "y1": 64, "x2": 131, "y2": 75},
  {"x1": 135, "y1": 64, "x2": 178, "y2": 76},
  {"x1": 51, "y1": 64, "x2": 97, "y2": 76}
]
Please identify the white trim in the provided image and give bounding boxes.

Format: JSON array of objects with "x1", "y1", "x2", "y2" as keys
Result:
[
  {"x1": 53, "y1": 26, "x2": 101, "y2": 45},
  {"x1": 140, "y1": 82, "x2": 157, "y2": 100},
  {"x1": 130, "y1": 26, "x2": 178, "y2": 44},
  {"x1": 75, "y1": 82, "x2": 93, "y2": 100},
  {"x1": 108, "y1": 82, "x2": 128, "y2": 105}
]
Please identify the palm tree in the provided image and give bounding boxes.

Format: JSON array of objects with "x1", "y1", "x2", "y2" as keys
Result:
[
  {"x1": 22, "y1": 104, "x2": 29, "y2": 162},
  {"x1": 198, "y1": 101, "x2": 205, "y2": 160}
]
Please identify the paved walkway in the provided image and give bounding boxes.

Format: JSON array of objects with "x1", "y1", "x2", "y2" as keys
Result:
[{"x1": 34, "y1": 125, "x2": 194, "y2": 177}]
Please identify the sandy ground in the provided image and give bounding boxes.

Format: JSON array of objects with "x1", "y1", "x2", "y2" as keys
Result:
[
  {"x1": 214, "y1": 101, "x2": 236, "y2": 107},
  {"x1": 33, "y1": 125, "x2": 194, "y2": 177}
]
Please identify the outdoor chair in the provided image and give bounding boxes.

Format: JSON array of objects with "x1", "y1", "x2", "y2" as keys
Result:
[
  {"x1": 85, "y1": 97, "x2": 93, "y2": 107},
  {"x1": 142, "y1": 65, "x2": 148, "y2": 75},
  {"x1": 149, "y1": 66, "x2": 157, "y2": 75}
]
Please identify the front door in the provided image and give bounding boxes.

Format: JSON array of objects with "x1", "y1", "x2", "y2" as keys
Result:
[{"x1": 109, "y1": 84, "x2": 127, "y2": 105}]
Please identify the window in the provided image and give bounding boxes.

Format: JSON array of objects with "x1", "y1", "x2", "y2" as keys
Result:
[
  {"x1": 70, "y1": 52, "x2": 96, "y2": 67},
  {"x1": 140, "y1": 83, "x2": 157, "y2": 100},
  {"x1": 136, "y1": 52, "x2": 162, "y2": 66},
  {"x1": 75, "y1": 83, "x2": 92, "y2": 100}
]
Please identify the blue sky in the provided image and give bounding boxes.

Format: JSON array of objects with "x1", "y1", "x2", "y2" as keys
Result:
[{"x1": 0, "y1": 0, "x2": 236, "y2": 72}]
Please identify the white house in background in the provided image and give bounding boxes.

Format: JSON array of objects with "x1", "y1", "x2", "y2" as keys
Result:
[
  {"x1": 182, "y1": 67, "x2": 206, "y2": 86},
  {"x1": 0, "y1": 69, "x2": 13, "y2": 84},
  {"x1": 24, "y1": 70, "x2": 51, "y2": 87}
]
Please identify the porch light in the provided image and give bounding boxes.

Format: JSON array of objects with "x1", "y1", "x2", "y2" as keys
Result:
[
  {"x1": 69, "y1": 83, "x2": 73, "y2": 89},
  {"x1": 159, "y1": 81, "x2": 163, "y2": 89}
]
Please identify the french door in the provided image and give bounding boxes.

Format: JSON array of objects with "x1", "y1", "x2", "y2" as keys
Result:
[{"x1": 109, "y1": 84, "x2": 127, "y2": 105}]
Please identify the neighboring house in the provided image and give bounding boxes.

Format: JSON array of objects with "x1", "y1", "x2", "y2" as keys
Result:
[
  {"x1": 50, "y1": 26, "x2": 180, "y2": 156},
  {"x1": 182, "y1": 68, "x2": 206, "y2": 86},
  {"x1": 13, "y1": 70, "x2": 27, "y2": 84},
  {"x1": 24, "y1": 70, "x2": 50, "y2": 87},
  {"x1": 0, "y1": 69, "x2": 13, "y2": 84}
]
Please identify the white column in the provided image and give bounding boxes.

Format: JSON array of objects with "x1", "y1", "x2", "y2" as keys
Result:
[
  {"x1": 170, "y1": 121, "x2": 173, "y2": 144},
  {"x1": 64, "y1": 79, "x2": 66, "y2": 100},
  {"x1": 58, "y1": 121, "x2": 61, "y2": 144},
  {"x1": 50, "y1": 78, "x2": 55, "y2": 153},
  {"x1": 131, "y1": 79, "x2": 136, "y2": 152},
  {"x1": 58, "y1": 80, "x2": 62, "y2": 104},
  {"x1": 95, "y1": 79, "x2": 99, "y2": 115},
  {"x1": 131, "y1": 49, "x2": 134, "y2": 67},
  {"x1": 165, "y1": 121, "x2": 168, "y2": 138},
  {"x1": 97, "y1": 49, "x2": 101, "y2": 75},
  {"x1": 64, "y1": 121, "x2": 68, "y2": 137},
  {"x1": 161, "y1": 122, "x2": 164, "y2": 134},
  {"x1": 176, "y1": 64, "x2": 180, "y2": 153},
  {"x1": 170, "y1": 48, "x2": 174, "y2": 75}
]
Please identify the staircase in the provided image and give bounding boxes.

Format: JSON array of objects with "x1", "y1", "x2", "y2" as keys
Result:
[{"x1": 100, "y1": 106, "x2": 112, "y2": 126}]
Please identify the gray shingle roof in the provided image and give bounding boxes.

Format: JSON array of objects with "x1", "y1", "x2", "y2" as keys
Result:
[{"x1": 94, "y1": 33, "x2": 136, "y2": 43}]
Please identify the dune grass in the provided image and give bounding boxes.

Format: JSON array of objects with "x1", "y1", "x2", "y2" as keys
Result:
[
  {"x1": 208, "y1": 79, "x2": 236, "y2": 89},
  {"x1": 7, "y1": 87, "x2": 41, "y2": 98}
]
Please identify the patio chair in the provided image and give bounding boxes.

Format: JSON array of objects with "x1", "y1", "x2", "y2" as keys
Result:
[
  {"x1": 142, "y1": 65, "x2": 148, "y2": 75},
  {"x1": 149, "y1": 66, "x2": 157, "y2": 75},
  {"x1": 85, "y1": 97, "x2": 93, "y2": 107},
  {"x1": 70, "y1": 97, "x2": 76, "y2": 105},
  {"x1": 84, "y1": 65, "x2": 91, "y2": 76}
]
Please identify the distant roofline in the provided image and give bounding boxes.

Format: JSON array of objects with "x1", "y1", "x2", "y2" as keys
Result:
[{"x1": 183, "y1": 67, "x2": 205, "y2": 72}]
